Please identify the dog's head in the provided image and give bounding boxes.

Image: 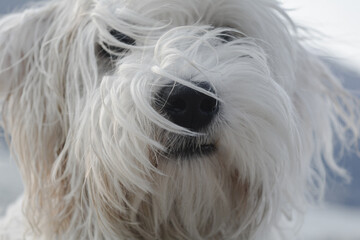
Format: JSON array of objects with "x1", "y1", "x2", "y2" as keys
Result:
[{"x1": 0, "y1": 0, "x2": 358, "y2": 239}]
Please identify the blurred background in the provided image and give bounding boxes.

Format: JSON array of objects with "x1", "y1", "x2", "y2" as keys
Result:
[{"x1": 0, "y1": 1, "x2": 360, "y2": 239}]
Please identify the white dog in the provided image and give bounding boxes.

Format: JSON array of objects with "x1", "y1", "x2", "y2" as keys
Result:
[{"x1": 0, "y1": 0, "x2": 358, "y2": 239}]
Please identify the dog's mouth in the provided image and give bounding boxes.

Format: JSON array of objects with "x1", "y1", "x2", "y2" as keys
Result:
[{"x1": 164, "y1": 137, "x2": 217, "y2": 159}]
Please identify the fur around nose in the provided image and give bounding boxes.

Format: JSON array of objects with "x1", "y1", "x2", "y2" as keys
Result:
[{"x1": 157, "y1": 82, "x2": 219, "y2": 131}]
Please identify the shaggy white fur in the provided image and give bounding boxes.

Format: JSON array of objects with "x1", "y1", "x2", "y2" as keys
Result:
[{"x1": 0, "y1": 0, "x2": 358, "y2": 239}]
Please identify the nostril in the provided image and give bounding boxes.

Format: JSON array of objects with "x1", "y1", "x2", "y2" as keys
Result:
[
  {"x1": 168, "y1": 98, "x2": 187, "y2": 113},
  {"x1": 200, "y1": 97, "x2": 218, "y2": 114}
]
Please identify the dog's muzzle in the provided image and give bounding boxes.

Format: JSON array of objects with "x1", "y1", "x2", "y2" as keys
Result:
[
  {"x1": 155, "y1": 82, "x2": 219, "y2": 131},
  {"x1": 154, "y1": 82, "x2": 219, "y2": 158}
]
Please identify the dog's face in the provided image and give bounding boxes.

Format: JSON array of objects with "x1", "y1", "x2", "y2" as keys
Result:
[
  {"x1": 0, "y1": 0, "x2": 356, "y2": 239},
  {"x1": 86, "y1": 1, "x2": 302, "y2": 238}
]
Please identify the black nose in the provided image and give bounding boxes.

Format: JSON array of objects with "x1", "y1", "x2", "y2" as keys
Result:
[{"x1": 156, "y1": 82, "x2": 219, "y2": 131}]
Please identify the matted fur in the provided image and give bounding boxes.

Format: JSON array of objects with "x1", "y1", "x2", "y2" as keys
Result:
[{"x1": 0, "y1": 0, "x2": 358, "y2": 239}]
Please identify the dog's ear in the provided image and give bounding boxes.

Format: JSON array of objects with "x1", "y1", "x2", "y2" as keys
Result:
[
  {"x1": 292, "y1": 51, "x2": 360, "y2": 200},
  {"x1": 0, "y1": 2, "x2": 99, "y2": 235}
]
